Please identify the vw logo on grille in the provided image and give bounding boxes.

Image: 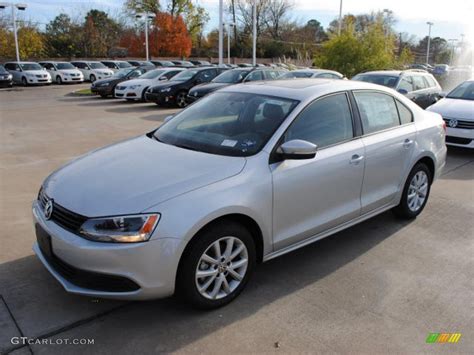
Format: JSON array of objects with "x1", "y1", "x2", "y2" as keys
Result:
[
  {"x1": 44, "y1": 199, "x2": 54, "y2": 220},
  {"x1": 448, "y1": 118, "x2": 458, "y2": 128}
]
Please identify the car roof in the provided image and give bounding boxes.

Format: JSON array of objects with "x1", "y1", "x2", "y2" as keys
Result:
[
  {"x1": 357, "y1": 70, "x2": 402, "y2": 76},
  {"x1": 5, "y1": 61, "x2": 37, "y2": 64},
  {"x1": 219, "y1": 79, "x2": 396, "y2": 101}
]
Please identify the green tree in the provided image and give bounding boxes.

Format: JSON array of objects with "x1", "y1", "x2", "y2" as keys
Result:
[
  {"x1": 82, "y1": 10, "x2": 121, "y2": 57},
  {"x1": 125, "y1": 0, "x2": 161, "y2": 14},
  {"x1": 45, "y1": 14, "x2": 81, "y2": 57},
  {"x1": 0, "y1": 24, "x2": 44, "y2": 59},
  {"x1": 314, "y1": 20, "x2": 396, "y2": 77}
]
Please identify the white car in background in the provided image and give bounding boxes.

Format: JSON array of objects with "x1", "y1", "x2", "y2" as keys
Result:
[
  {"x1": 70, "y1": 61, "x2": 114, "y2": 82},
  {"x1": 101, "y1": 60, "x2": 133, "y2": 72},
  {"x1": 39, "y1": 61, "x2": 84, "y2": 84},
  {"x1": 115, "y1": 68, "x2": 185, "y2": 101},
  {"x1": 427, "y1": 79, "x2": 474, "y2": 148},
  {"x1": 4, "y1": 62, "x2": 52, "y2": 86}
]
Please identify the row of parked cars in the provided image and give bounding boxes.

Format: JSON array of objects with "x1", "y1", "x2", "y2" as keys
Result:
[{"x1": 0, "y1": 59, "x2": 298, "y2": 87}]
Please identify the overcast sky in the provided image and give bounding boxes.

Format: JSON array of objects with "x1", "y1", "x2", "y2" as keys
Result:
[{"x1": 11, "y1": 0, "x2": 473, "y2": 43}]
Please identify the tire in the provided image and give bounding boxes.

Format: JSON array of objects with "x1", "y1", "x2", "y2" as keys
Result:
[
  {"x1": 176, "y1": 221, "x2": 256, "y2": 309},
  {"x1": 99, "y1": 93, "x2": 108, "y2": 98},
  {"x1": 21, "y1": 77, "x2": 28, "y2": 86},
  {"x1": 392, "y1": 163, "x2": 432, "y2": 219},
  {"x1": 141, "y1": 87, "x2": 149, "y2": 101},
  {"x1": 56, "y1": 76, "x2": 62, "y2": 84},
  {"x1": 176, "y1": 91, "x2": 188, "y2": 108},
  {"x1": 90, "y1": 74, "x2": 96, "y2": 83}
]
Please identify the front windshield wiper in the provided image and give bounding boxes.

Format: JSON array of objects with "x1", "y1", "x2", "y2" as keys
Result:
[{"x1": 151, "y1": 135, "x2": 199, "y2": 152}]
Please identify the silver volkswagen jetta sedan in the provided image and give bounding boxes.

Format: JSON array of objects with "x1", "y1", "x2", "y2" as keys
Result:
[{"x1": 33, "y1": 79, "x2": 447, "y2": 308}]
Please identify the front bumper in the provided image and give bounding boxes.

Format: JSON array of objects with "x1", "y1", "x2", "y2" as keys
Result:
[
  {"x1": 115, "y1": 88, "x2": 141, "y2": 100},
  {"x1": 0, "y1": 79, "x2": 12, "y2": 87},
  {"x1": 32, "y1": 201, "x2": 184, "y2": 300},
  {"x1": 91, "y1": 85, "x2": 113, "y2": 96},
  {"x1": 26, "y1": 77, "x2": 52, "y2": 85},
  {"x1": 445, "y1": 127, "x2": 474, "y2": 148},
  {"x1": 145, "y1": 91, "x2": 175, "y2": 105},
  {"x1": 61, "y1": 76, "x2": 83, "y2": 83}
]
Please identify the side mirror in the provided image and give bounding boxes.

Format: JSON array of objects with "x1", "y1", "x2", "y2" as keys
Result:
[
  {"x1": 438, "y1": 91, "x2": 446, "y2": 98},
  {"x1": 276, "y1": 139, "x2": 317, "y2": 160},
  {"x1": 159, "y1": 76, "x2": 167, "y2": 81},
  {"x1": 164, "y1": 115, "x2": 174, "y2": 123},
  {"x1": 397, "y1": 88, "x2": 408, "y2": 95}
]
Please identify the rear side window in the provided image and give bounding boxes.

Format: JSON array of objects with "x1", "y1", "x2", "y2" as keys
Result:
[
  {"x1": 412, "y1": 76, "x2": 427, "y2": 90},
  {"x1": 425, "y1": 75, "x2": 438, "y2": 88},
  {"x1": 354, "y1": 92, "x2": 400, "y2": 134},
  {"x1": 102, "y1": 62, "x2": 114, "y2": 69},
  {"x1": 245, "y1": 71, "x2": 264, "y2": 82},
  {"x1": 72, "y1": 62, "x2": 85, "y2": 69},
  {"x1": 396, "y1": 100, "x2": 413, "y2": 124},
  {"x1": 398, "y1": 76, "x2": 414, "y2": 92},
  {"x1": 284, "y1": 93, "x2": 354, "y2": 148}
]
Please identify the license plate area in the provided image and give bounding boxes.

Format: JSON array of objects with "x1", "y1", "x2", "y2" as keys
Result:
[{"x1": 36, "y1": 224, "x2": 53, "y2": 259}]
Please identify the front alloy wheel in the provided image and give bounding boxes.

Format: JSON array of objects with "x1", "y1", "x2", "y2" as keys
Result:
[
  {"x1": 56, "y1": 76, "x2": 62, "y2": 84},
  {"x1": 177, "y1": 221, "x2": 256, "y2": 309},
  {"x1": 176, "y1": 91, "x2": 188, "y2": 108}
]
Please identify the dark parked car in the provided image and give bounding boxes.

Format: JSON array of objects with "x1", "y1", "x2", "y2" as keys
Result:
[
  {"x1": 352, "y1": 70, "x2": 443, "y2": 109},
  {"x1": 145, "y1": 67, "x2": 227, "y2": 107},
  {"x1": 127, "y1": 60, "x2": 155, "y2": 70},
  {"x1": 91, "y1": 67, "x2": 147, "y2": 98},
  {"x1": 187, "y1": 67, "x2": 287, "y2": 103},
  {"x1": 150, "y1": 60, "x2": 175, "y2": 67},
  {"x1": 190, "y1": 60, "x2": 211, "y2": 66},
  {"x1": 171, "y1": 60, "x2": 195, "y2": 68},
  {"x1": 0, "y1": 64, "x2": 13, "y2": 88}
]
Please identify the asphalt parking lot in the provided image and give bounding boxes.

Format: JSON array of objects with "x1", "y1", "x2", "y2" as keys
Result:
[{"x1": 0, "y1": 84, "x2": 473, "y2": 354}]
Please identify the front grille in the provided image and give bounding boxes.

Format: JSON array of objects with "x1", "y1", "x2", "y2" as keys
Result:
[
  {"x1": 38, "y1": 189, "x2": 88, "y2": 233},
  {"x1": 443, "y1": 118, "x2": 474, "y2": 130},
  {"x1": 446, "y1": 136, "x2": 472, "y2": 145}
]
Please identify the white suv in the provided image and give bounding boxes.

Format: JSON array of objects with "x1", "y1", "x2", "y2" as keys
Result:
[
  {"x1": 39, "y1": 61, "x2": 84, "y2": 84},
  {"x1": 70, "y1": 61, "x2": 114, "y2": 82}
]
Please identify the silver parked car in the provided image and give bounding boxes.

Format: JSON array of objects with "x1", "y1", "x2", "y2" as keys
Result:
[{"x1": 33, "y1": 80, "x2": 447, "y2": 308}]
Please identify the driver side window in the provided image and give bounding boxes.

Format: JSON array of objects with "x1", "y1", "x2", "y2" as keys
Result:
[{"x1": 284, "y1": 93, "x2": 354, "y2": 149}]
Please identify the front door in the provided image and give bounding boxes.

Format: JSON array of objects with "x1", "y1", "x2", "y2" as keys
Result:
[{"x1": 271, "y1": 93, "x2": 365, "y2": 250}]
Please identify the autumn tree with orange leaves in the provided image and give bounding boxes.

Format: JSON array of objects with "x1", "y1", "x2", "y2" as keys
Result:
[{"x1": 120, "y1": 12, "x2": 192, "y2": 58}]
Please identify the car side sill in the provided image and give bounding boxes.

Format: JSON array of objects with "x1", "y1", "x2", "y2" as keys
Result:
[{"x1": 263, "y1": 203, "x2": 396, "y2": 262}]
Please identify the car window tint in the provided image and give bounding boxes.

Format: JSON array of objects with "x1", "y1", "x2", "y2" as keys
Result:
[
  {"x1": 354, "y1": 92, "x2": 400, "y2": 134},
  {"x1": 412, "y1": 76, "x2": 427, "y2": 90},
  {"x1": 398, "y1": 76, "x2": 414, "y2": 92},
  {"x1": 284, "y1": 93, "x2": 354, "y2": 148},
  {"x1": 265, "y1": 70, "x2": 280, "y2": 80},
  {"x1": 396, "y1": 100, "x2": 413, "y2": 124},
  {"x1": 245, "y1": 71, "x2": 264, "y2": 81},
  {"x1": 318, "y1": 73, "x2": 338, "y2": 79}
]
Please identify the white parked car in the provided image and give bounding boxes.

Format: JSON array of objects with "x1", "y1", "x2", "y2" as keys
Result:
[
  {"x1": 115, "y1": 68, "x2": 185, "y2": 101},
  {"x1": 427, "y1": 80, "x2": 474, "y2": 148},
  {"x1": 70, "y1": 61, "x2": 114, "y2": 82},
  {"x1": 39, "y1": 61, "x2": 84, "y2": 84},
  {"x1": 4, "y1": 62, "x2": 52, "y2": 86}
]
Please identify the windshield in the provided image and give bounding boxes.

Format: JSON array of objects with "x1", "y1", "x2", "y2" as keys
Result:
[
  {"x1": 113, "y1": 68, "x2": 135, "y2": 78},
  {"x1": 118, "y1": 62, "x2": 132, "y2": 68},
  {"x1": 171, "y1": 69, "x2": 199, "y2": 81},
  {"x1": 140, "y1": 69, "x2": 166, "y2": 79},
  {"x1": 89, "y1": 62, "x2": 107, "y2": 69},
  {"x1": 155, "y1": 61, "x2": 174, "y2": 66},
  {"x1": 154, "y1": 92, "x2": 299, "y2": 157},
  {"x1": 446, "y1": 81, "x2": 474, "y2": 100},
  {"x1": 0, "y1": 65, "x2": 8, "y2": 74},
  {"x1": 352, "y1": 74, "x2": 398, "y2": 88},
  {"x1": 20, "y1": 63, "x2": 43, "y2": 71},
  {"x1": 212, "y1": 70, "x2": 249, "y2": 83},
  {"x1": 56, "y1": 62, "x2": 75, "y2": 70},
  {"x1": 281, "y1": 71, "x2": 313, "y2": 79}
]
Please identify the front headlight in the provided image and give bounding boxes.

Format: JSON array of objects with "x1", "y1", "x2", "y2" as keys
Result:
[
  {"x1": 129, "y1": 85, "x2": 142, "y2": 89},
  {"x1": 79, "y1": 214, "x2": 160, "y2": 243},
  {"x1": 160, "y1": 87, "x2": 172, "y2": 93}
]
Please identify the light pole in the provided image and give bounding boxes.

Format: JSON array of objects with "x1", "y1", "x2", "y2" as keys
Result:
[
  {"x1": 218, "y1": 0, "x2": 224, "y2": 65},
  {"x1": 448, "y1": 39, "x2": 458, "y2": 65},
  {"x1": 252, "y1": 0, "x2": 257, "y2": 66},
  {"x1": 426, "y1": 22, "x2": 434, "y2": 65},
  {"x1": 136, "y1": 12, "x2": 156, "y2": 61},
  {"x1": 0, "y1": 2, "x2": 28, "y2": 62},
  {"x1": 338, "y1": 0, "x2": 343, "y2": 35},
  {"x1": 225, "y1": 22, "x2": 235, "y2": 64}
]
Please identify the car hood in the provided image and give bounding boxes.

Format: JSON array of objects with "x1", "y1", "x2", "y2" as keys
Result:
[
  {"x1": 93, "y1": 77, "x2": 124, "y2": 86},
  {"x1": 427, "y1": 98, "x2": 474, "y2": 120},
  {"x1": 190, "y1": 82, "x2": 230, "y2": 95},
  {"x1": 59, "y1": 69, "x2": 82, "y2": 75},
  {"x1": 121, "y1": 78, "x2": 155, "y2": 87},
  {"x1": 151, "y1": 81, "x2": 183, "y2": 91},
  {"x1": 93, "y1": 69, "x2": 113, "y2": 75},
  {"x1": 43, "y1": 135, "x2": 246, "y2": 217},
  {"x1": 24, "y1": 70, "x2": 49, "y2": 76}
]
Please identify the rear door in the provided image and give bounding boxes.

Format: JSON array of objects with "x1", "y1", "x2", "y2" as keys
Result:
[
  {"x1": 353, "y1": 91, "x2": 416, "y2": 214},
  {"x1": 271, "y1": 93, "x2": 365, "y2": 250},
  {"x1": 408, "y1": 75, "x2": 431, "y2": 108}
]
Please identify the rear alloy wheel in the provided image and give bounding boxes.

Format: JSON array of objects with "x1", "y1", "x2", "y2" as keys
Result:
[
  {"x1": 177, "y1": 221, "x2": 256, "y2": 309},
  {"x1": 90, "y1": 74, "x2": 96, "y2": 83},
  {"x1": 56, "y1": 76, "x2": 62, "y2": 84},
  {"x1": 22, "y1": 77, "x2": 28, "y2": 86},
  {"x1": 393, "y1": 163, "x2": 432, "y2": 219},
  {"x1": 176, "y1": 91, "x2": 188, "y2": 108}
]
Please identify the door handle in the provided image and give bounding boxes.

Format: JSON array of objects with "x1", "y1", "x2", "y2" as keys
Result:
[
  {"x1": 350, "y1": 154, "x2": 364, "y2": 165},
  {"x1": 403, "y1": 139, "x2": 413, "y2": 148}
]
